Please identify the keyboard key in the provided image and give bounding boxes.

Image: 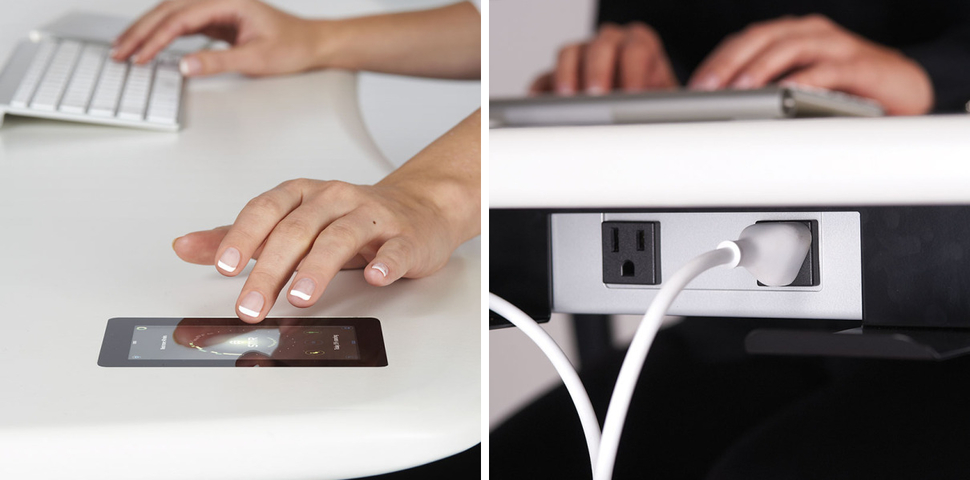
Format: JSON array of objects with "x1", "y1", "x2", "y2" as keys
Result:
[
  {"x1": 146, "y1": 56, "x2": 182, "y2": 124},
  {"x1": 88, "y1": 58, "x2": 129, "y2": 117},
  {"x1": 30, "y1": 40, "x2": 82, "y2": 111},
  {"x1": 117, "y1": 61, "x2": 154, "y2": 120},
  {"x1": 59, "y1": 44, "x2": 107, "y2": 114},
  {"x1": 11, "y1": 40, "x2": 56, "y2": 108}
]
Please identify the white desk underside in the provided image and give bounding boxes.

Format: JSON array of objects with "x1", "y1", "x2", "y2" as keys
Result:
[
  {"x1": 490, "y1": 115, "x2": 970, "y2": 208},
  {"x1": 0, "y1": 38, "x2": 479, "y2": 480}
]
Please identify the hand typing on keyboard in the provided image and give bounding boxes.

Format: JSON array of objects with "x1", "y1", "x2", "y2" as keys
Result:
[
  {"x1": 171, "y1": 111, "x2": 481, "y2": 323},
  {"x1": 535, "y1": 14, "x2": 933, "y2": 115},
  {"x1": 112, "y1": 0, "x2": 482, "y2": 80},
  {"x1": 112, "y1": 0, "x2": 324, "y2": 77},
  {"x1": 686, "y1": 15, "x2": 933, "y2": 115}
]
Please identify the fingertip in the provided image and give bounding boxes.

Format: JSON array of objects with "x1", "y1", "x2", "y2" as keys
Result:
[
  {"x1": 237, "y1": 291, "x2": 265, "y2": 323},
  {"x1": 179, "y1": 56, "x2": 201, "y2": 76},
  {"x1": 287, "y1": 277, "x2": 317, "y2": 307},
  {"x1": 365, "y1": 262, "x2": 391, "y2": 286}
]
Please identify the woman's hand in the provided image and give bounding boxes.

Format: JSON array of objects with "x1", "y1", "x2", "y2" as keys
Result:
[
  {"x1": 112, "y1": 0, "x2": 325, "y2": 77},
  {"x1": 173, "y1": 110, "x2": 481, "y2": 323},
  {"x1": 112, "y1": 0, "x2": 481, "y2": 79},
  {"x1": 688, "y1": 14, "x2": 934, "y2": 115},
  {"x1": 530, "y1": 22, "x2": 679, "y2": 96}
]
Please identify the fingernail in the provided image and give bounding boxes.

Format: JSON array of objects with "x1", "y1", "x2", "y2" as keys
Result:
[
  {"x1": 555, "y1": 85, "x2": 575, "y2": 96},
  {"x1": 371, "y1": 262, "x2": 389, "y2": 278},
  {"x1": 692, "y1": 74, "x2": 719, "y2": 91},
  {"x1": 586, "y1": 85, "x2": 607, "y2": 96},
  {"x1": 172, "y1": 237, "x2": 180, "y2": 250},
  {"x1": 732, "y1": 74, "x2": 754, "y2": 89},
  {"x1": 109, "y1": 47, "x2": 118, "y2": 58},
  {"x1": 217, "y1": 247, "x2": 240, "y2": 273},
  {"x1": 238, "y1": 291, "x2": 264, "y2": 318},
  {"x1": 289, "y1": 278, "x2": 315, "y2": 301},
  {"x1": 179, "y1": 57, "x2": 201, "y2": 76}
]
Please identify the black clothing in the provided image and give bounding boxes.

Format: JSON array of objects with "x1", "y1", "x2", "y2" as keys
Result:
[
  {"x1": 597, "y1": 0, "x2": 970, "y2": 112},
  {"x1": 490, "y1": 318, "x2": 970, "y2": 479}
]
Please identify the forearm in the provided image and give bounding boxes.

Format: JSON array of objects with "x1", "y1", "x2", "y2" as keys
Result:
[
  {"x1": 313, "y1": 2, "x2": 481, "y2": 79},
  {"x1": 377, "y1": 109, "x2": 481, "y2": 247}
]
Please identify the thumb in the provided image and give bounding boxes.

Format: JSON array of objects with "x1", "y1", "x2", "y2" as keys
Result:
[
  {"x1": 172, "y1": 226, "x2": 231, "y2": 265},
  {"x1": 179, "y1": 45, "x2": 261, "y2": 77},
  {"x1": 364, "y1": 237, "x2": 418, "y2": 287}
]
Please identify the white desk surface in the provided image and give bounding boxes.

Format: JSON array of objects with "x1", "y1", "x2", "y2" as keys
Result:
[
  {"x1": 490, "y1": 115, "x2": 970, "y2": 208},
  {"x1": 0, "y1": 2, "x2": 480, "y2": 479}
]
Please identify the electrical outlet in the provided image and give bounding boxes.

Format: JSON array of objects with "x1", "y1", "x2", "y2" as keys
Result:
[{"x1": 601, "y1": 221, "x2": 660, "y2": 285}]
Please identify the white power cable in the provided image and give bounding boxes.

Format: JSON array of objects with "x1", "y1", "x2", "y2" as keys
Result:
[
  {"x1": 493, "y1": 222, "x2": 812, "y2": 480},
  {"x1": 489, "y1": 293, "x2": 602, "y2": 473},
  {"x1": 594, "y1": 222, "x2": 812, "y2": 480},
  {"x1": 593, "y1": 247, "x2": 739, "y2": 480}
]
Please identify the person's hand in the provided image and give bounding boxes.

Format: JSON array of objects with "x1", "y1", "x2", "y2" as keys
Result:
[
  {"x1": 687, "y1": 14, "x2": 933, "y2": 115},
  {"x1": 530, "y1": 22, "x2": 679, "y2": 96},
  {"x1": 112, "y1": 0, "x2": 325, "y2": 77},
  {"x1": 172, "y1": 179, "x2": 468, "y2": 323}
]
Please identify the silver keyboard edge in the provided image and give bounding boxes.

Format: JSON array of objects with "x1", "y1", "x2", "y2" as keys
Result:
[
  {"x1": 550, "y1": 212, "x2": 863, "y2": 319},
  {"x1": 0, "y1": 40, "x2": 42, "y2": 105}
]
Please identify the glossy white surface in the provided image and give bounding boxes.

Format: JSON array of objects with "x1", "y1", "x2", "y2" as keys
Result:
[
  {"x1": 490, "y1": 115, "x2": 970, "y2": 208},
  {"x1": 0, "y1": 2, "x2": 480, "y2": 479}
]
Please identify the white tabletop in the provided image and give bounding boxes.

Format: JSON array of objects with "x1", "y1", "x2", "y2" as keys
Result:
[
  {"x1": 490, "y1": 114, "x2": 970, "y2": 208},
  {"x1": 0, "y1": 2, "x2": 480, "y2": 479}
]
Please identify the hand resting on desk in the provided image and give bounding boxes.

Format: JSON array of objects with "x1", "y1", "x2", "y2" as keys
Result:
[{"x1": 172, "y1": 110, "x2": 481, "y2": 323}]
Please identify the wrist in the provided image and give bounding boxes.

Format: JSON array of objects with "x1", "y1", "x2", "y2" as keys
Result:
[
  {"x1": 378, "y1": 173, "x2": 480, "y2": 248},
  {"x1": 307, "y1": 18, "x2": 358, "y2": 71}
]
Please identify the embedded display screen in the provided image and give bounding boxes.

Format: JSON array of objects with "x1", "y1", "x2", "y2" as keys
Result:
[{"x1": 99, "y1": 317, "x2": 387, "y2": 367}]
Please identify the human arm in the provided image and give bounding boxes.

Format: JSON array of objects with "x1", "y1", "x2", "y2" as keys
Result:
[
  {"x1": 172, "y1": 109, "x2": 481, "y2": 323},
  {"x1": 686, "y1": 15, "x2": 934, "y2": 115},
  {"x1": 529, "y1": 22, "x2": 679, "y2": 95},
  {"x1": 112, "y1": 0, "x2": 481, "y2": 79}
]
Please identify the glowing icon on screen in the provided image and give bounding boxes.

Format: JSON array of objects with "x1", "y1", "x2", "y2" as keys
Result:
[
  {"x1": 136, "y1": 326, "x2": 147, "y2": 331},
  {"x1": 304, "y1": 350, "x2": 324, "y2": 355}
]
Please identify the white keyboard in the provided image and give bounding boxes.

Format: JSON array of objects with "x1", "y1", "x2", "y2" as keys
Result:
[{"x1": 7, "y1": 38, "x2": 183, "y2": 130}]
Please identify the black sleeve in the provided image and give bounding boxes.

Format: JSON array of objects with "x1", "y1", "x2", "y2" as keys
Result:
[{"x1": 902, "y1": 25, "x2": 970, "y2": 113}]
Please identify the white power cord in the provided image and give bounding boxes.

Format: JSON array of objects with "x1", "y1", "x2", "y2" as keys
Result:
[
  {"x1": 493, "y1": 221, "x2": 812, "y2": 480},
  {"x1": 593, "y1": 247, "x2": 738, "y2": 480},
  {"x1": 594, "y1": 221, "x2": 812, "y2": 480},
  {"x1": 489, "y1": 293, "x2": 602, "y2": 474}
]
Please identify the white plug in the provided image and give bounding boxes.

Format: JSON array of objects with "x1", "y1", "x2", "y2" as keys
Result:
[{"x1": 718, "y1": 222, "x2": 812, "y2": 287}]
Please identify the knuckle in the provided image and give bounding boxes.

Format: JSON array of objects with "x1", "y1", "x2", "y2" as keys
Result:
[
  {"x1": 627, "y1": 22, "x2": 658, "y2": 39},
  {"x1": 245, "y1": 194, "x2": 284, "y2": 217},
  {"x1": 274, "y1": 218, "x2": 315, "y2": 240},
  {"x1": 325, "y1": 221, "x2": 359, "y2": 246},
  {"x1": 280, "y1": 177, "x2": 311, "y2": 192},
  {"x1": 803, "y1": 13, "x2": 832, "y2": 27},
  {"x1": 558, "y1": 43, "x2": 582, "y2": 62},
  {"x1": 598, "y1": 23, "x2": 622, "y2": 36},
  {"x1": 320, "y1": 180, "x2": 357, "y2": 201}
]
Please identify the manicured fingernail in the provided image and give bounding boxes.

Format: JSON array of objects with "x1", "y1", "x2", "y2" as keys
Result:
[
  {"x1": 732, "y1": 74, "x2": 754, "y2": 89},
  {"x1": 556, "y1": 85, "x2": 575, "y2": 95},
  {"x1": 179, "y1": 57, "x2": 200, "y2": 76},
  {"x1": 371, "y1": 262, "x2": 389, "y2": 278},
  {"x1": 692, "y1": 74, "x2": 719, "y2": 91},
  {"x1": 238, "y1": 291, "x2": 264, "y2": 318},
  {"x1": 172, "y1": 237, "x2": 180, "y2": 250},
  {"x1": 217, "y1": 247, "x2": 240, "y2": 273},
  {"x1": 289, "y1": 278, "x2": 315, "y2": 301},
  {"x1": 586, "y1": 85, "x2": 607, "y2": 96}
]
